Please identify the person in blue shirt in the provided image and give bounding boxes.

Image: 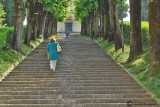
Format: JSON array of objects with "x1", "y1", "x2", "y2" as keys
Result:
[
  {"x1": 65, "y1": 28, "x2": 70, "y2": 39},
  {"x1": 47, "y1": 37, "x2": 61, "y2": 72}
]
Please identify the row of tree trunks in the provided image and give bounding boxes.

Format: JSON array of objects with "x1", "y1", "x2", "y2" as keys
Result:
[
  {"x1": 38, "y1": 11, "x2": 48, "y2": 38},
  {"x1": 51, "y1": 19, "x2": 57, "y2": 35},
  {"x1": 24, "y1": 0, "x2": 57, "y2": 46},
  {"x1": 105, "y1": 0, "x2": 114, "y2": 42},
  {"x1": 94, "y1": 10, "x2": 99, "y2": 38},
  {"x1": 81, "y1": 0, "x2": 122, "y2": 49},
  {"x1": 24, "y1": 0, "x2": 34, "y2": 45},
  {"x1": 112, "y1": 0, "x2": 122, "y2": 50},
  {"x1": 91, "y1": 12, "x2": 95, "y2": 39},
  {"x1": 12, "y1": 0, "x2": 24, "y2": 52}
]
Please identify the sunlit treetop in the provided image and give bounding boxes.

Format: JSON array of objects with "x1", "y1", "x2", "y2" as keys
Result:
[
  {"x1": 74, "y1": 0, "x2": 98, "y2": 21},
  {"x1": 0, "y1": 3, "x2": 7, "y2": 27},
  {"x1": 38, "y1": 0, "x2": 72, "y2": 21}
]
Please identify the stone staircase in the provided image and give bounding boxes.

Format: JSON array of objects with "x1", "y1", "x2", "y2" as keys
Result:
[{"x1": 0, "y1": 34, "x2": 159, "y2": 107}]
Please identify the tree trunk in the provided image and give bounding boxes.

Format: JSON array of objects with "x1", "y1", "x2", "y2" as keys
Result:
[
  {"x1": 91, "y1": 12, "x2": 95, "y2": 39},
  {"x1": 47, "y1": 14, "x2": 53, "y2": 37},
  {"x1": 112, "y1": 0, "x2": 122, "y2": 50},
  {"x1": 51, "y1": 18, "x2": 57, "y2": 35},
  {"x1": 98, "y1": 0, "x2": 103, "y2": 37},
  {"x1": 31, "y1": 1, "x2": 42, "y2": 40},
  {"x1": 24, "y1": 0, "x2": 34, "y2": 45},
  {"x1": 104, "y1": 0, "x2": 114, "y2": 42},
  {"x1": 81, "y1": 18, "x2": 85, "y2": 35},
  {"x1": 148, "y1": 0, "x2": 160, "y2": 75},
  {"x1": 81, "y1": 18, "x2": 87, "y2": 36},
  {"x1": 86, "y1": 16, "x2": 90, "y2": 37},
  {"x1": 89, "y1": 13, "x2": 92, "y2": 38},
  {"x1": 94, "y1": 10, "x2": 99, "y2": 38},
  {"x1": 128, "y1": 0, "x2": 142, "y2": 61},
  {"x1": 44, "y1": 13, "x2": 50, "y2": 39},
  {"x1": 38, "y1": 11, "x2": 48, "y2": 38},
  {"x1": 103, "y1": 0, "x2": 108, "y2": 40},
  {"x1": 12, "y1": 0, "x2": 24, "y2": 52},
  {"x1": 31, "y1": 14, "x2": 38, "y2": 41}
]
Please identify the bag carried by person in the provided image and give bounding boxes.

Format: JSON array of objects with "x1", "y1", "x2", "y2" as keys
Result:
[{"x1": 57, "y1": 44, "x2": 62, "y2": 53}]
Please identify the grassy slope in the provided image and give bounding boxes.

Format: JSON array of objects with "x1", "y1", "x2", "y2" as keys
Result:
[{"x1": 0, "y1": 39, "x2": 43, "y2": 77}]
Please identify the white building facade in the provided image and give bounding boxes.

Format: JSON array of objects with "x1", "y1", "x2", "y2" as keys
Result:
[{"x1": 57, "y1": 1, "x2": 81, "y2": 33}]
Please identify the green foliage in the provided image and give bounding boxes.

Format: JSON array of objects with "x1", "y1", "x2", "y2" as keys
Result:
[
  {"x1": 0, "y1": 26, "x2": 27, "y2": 50},
  {"x1": 118, "y1": 0, "x2": 129, "y2": 20},
  {"x1": 38, "y1": 0, "x2": 72, "y2": 21},
  {"x1": 120, "y1": 21, "x2": 149, "y2": 48},
  {"x1": 74, "y1": 0, "x2": 98, "y2": 21},
  {"x1": 0, "y1": 3, "x2": 6, "y2": 28},
  {"x1": 79, "y1": 33, "x2": 92, "y2": 40},
  {"x1": 0, "y1": 0, "x2": 14, "y2": 27},
  {"x1": 141, "y1": 22, "x2": 149, "y2": 48}
]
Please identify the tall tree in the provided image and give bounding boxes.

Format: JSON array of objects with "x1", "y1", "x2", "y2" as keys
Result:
[
  {"x1": 37, "y1": 0, "x2": 72, "y2": 39},
  {"x1": 24, "y1": 0, "x2": 34, "y2": 45},
  {"x1": 112, "y1": 0, "x2": 122, "y2": 50},
  {"x1": 74, "y1": 0, "x2": 98, "y2": 37},
  {"x1": 148, "y1": 0, "x2": 160, "y2": 75},
  {"x1": 103, "y1": 0, "x2": 114, "y2": 41},
  {"x1": 128, "y1": 0, "x2": 142, "y2": 61},
  {"x1": 12, "y1": 0, "x2": 24, "y2": 52}
]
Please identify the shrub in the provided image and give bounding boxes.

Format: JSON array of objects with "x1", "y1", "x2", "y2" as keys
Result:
[{"x1": 0, "y1": 26, "x2": 26, "y2": 50}]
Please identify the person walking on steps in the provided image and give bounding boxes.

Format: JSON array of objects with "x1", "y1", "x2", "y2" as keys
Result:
[
  {"x1": 47, "y1": 37, "x2": 61, "y2": 73},
  {"x1": 65, "y1": 28, "x2": 70, "y2": 39}
]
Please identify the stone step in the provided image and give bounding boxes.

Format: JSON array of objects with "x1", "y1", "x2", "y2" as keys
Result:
[
  {"x1": 15, "y1": 65, "x2": 124, "y2": 71},
  {"x1": 0, "y1": 83, "x2": 142, "y2": 87},
  {"x1": 4, "y1": 76, "x2": 134, "y2": 80},
  {"x1": 9, "y1": 72, "x2": 130, "y2": 76},
  {"x1": 0, "y1": 86, "x2": 143, "y2": 91},
  {"x1": 1, "y1": 80, "x2": 138, "y2": 85},
  {"x1": 12, "y1": 70, "x2": 125, "y2": 73},
  {"x1": 3, "y1": 77, "x2": 134, "y2": 81},
  {"x1": 6, "y1": 75, "x2": 134, "y2": 79},
  {"x1": 10, "y1": 71, "x2": 128, "y2": 74},
  {"x1": 0, "y1": 89, "x2": 147, "y2": 95},
  {"x1": 0, "y1": 98, "x2": 157, "y2": 104},
  {"x1": 1, "y1": 103, "x2": 159, "y2": 107},
  {"x1": 7, "y1": 73, "x2": 130, "y2": 76},
  {"x1": 0, "y1": 93, "x2": 151, "y2": 100},
  {"x1": 0, "y1": 81, "x2": 139, "y2": 86}
]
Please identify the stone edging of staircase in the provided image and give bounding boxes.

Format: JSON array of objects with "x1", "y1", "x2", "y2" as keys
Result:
[
  {"x1": 0, "y1": 40, "x2": 44, "y2": 82},
  {"x1": 95, "y1": 41, "x2": 160, "y2": 105}
]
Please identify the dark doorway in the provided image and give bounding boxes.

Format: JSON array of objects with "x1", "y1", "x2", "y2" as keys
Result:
[{"x1": 65, "y1": 23, "x2": 72, "y2": 32}]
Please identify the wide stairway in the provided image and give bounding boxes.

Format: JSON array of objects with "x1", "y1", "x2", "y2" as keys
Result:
[{"x1": 0, "y1": 34, "x2": 159, "y2": 107}]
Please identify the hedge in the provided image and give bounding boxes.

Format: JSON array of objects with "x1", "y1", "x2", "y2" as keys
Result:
[{"x1": 0, "y1": 26, "x2": 26, "y2": 50}]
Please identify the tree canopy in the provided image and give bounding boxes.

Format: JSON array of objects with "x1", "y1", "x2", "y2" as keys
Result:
[
  {"x1": 38, "y1": 0, "x2": 72, "y2": 21},
  {"x1": 74, "y1": 0, "x2": 98, "y2": 21}
]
